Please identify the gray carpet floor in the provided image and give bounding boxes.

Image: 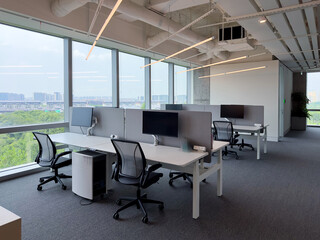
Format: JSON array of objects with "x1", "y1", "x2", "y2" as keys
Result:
[{"x1": 1, "y1": 128, "x2": 320, "y2": 240}]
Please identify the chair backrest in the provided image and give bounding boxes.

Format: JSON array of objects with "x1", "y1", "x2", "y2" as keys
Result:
[
  {"x1": 111, "y1": 139, "x2": 146, "y2": 180},
  {"x1": 33, "y1": 132, "x2": 56, "y2": 164},
  {"x1": 213, "y1": 121, "x2": 234, "y2": 143}
]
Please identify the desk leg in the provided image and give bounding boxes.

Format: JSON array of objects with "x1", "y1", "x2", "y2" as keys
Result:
[
  {"x1": 192, "y1": 161, "x2": 200, "y2": 219},
  {"x1": 264, "y1": 127, "x2": 267, "y2": 154},
  {"x1": 257, "y1": 131, "x2": 260, "y2": 160},
  {"x1": 106, "y1": 154, "x2": 113, "y2": 191},
  {"x1": 217, "y1": 149, "x2": 223, "y2": 196}
]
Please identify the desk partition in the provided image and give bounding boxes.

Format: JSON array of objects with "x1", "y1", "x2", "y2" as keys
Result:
[
  {"x1": 125, "y1": 109, "x2": 212, "y2": 163},
  {"x1": 69, "y1": 107, "x2": 125, "y2": 139},
  {"x1": 163, "y1": 104, "x2": 264, "y2": 126}
]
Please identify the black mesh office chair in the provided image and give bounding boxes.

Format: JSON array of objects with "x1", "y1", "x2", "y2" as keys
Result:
[
  {"x1": 212, "y1": 121, "x2": 239, "y2": 159},
  {"x1": 111, "y1": 139, "x2": 164, "y2": 224},
  {"x1": 33, "y1": 132, "x2": 72, "y2": 191}
]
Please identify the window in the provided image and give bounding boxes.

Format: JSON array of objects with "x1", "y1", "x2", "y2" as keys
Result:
[
  {"x1": 119, "y1": 52, "x2": 145, "y2": 109},
  {"x1": 307, "y1": 72, "x2": 320, "y2": 126},
  {"x1": 72, "y1": 41, "x2": 112, "y2": 107},
  {"x1": 0, "y1": 128, "x2": 64, "y2": 170},
  {"x1": 151, "y1": 61, "x2": 169, "y2": 109},
  {"x1": 0, "y1": 24, "x2": 64, "y2": 127},
  {"x1": 174, "y1": 65, "x2": 188, "y2": 104}
]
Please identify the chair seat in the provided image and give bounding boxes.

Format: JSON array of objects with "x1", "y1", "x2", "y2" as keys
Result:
[
  {"x1": 119, "y1": 171, "x2": 163, "y2": 188},
  {"x1": 39, "y1": 157, "x2": 71, "y2": 168}
]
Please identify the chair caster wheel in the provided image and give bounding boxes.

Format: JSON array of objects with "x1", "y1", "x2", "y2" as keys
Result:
[
  {"x1": 116, "y1": 200, "x2": 122, "y2": 206},
  {"x1": 37, "y1": 186, "x2": 42, "y2": 191},
  {"x1": 158, "y1": 204, "x2": 164, "y2": 210},
  {"x1": 239, "y1": 148, "x2": 242, "y2": 151},
  {"x1": 169, "y1": 179, "x2": 173, "y2": 186},
  {"x1": 236, "y1": 156, "x2": 239, "y2": 160},
  {"x1": 62, "y1": 185, "x2": 67, "y2": 190},
  {"x1": 113, "y1": 213, "x2": 119, "y2": 220},
  {"x1": 142, "y1": 216, "x2": 148, "y2": 223},
  {"x1": 169, "y1": 173, "x2": 173, "y2": 178}
]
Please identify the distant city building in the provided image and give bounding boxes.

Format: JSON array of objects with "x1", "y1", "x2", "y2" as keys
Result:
[
  {"x1": 54, "y1": 92, "x2": 63, "y2": 101},
  {"x1": 34, "y1": 92, "x2": 54, "y2": 102},
  {"x1": 0, "y1": 92, "x2": 25, "y2": 101}
]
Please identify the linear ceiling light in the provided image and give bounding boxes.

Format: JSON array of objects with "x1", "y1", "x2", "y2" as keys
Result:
[
  {"x1": 86, "y1": 0, "x2": 123, "y2": 60},
  {"x1": 198, "y1": 66, "x2": 266, "y2": 79},
  {"x1": 140, "y1": 37, "x2": 214, "y2": 68},
  {"x1": 177, "y1": 56, "x2": 248, "y2": 74},
  {"x1": 178, "y1": 52, "x2": 267, "y2": 74}
]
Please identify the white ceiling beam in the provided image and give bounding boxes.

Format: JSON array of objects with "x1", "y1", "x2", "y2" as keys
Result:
[
  {"x1": 224, "y1": 0, "x2": 320, "y2": 22},
  {"x1": 148, "y1": 0, "x2": 209, "y2": 13},
  {"x1": 280, "y1": 0, "x2": 314, "y2": 68}
]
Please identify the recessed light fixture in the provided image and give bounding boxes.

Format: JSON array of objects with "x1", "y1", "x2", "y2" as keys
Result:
[
  {"x1": 140, "y1": 37, "x2": 214, "y2": 68},
  {"x1": 259, "y1": 17, "x2": 267, "y2": 24},
  {"x1": 86, "y1": 0, "x2": 123, "y2": 60}
]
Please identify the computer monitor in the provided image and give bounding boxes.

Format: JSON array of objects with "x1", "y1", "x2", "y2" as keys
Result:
[
  {"x1": 142, "y1": 111, "x2": 179, "y2": 137},
  {"x1": 220, "y1": 105, "x2": 244, "y2": 119},
  {"x1": 71, "y1": 107, "x2": 93, "y2": 127},
  {"x1": 165, "y1": 104, "x2": 183, "y2": 110}
]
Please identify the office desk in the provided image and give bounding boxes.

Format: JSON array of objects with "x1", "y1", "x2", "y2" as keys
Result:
[
  {"x1": 50, "y1": 132, "x2": 227, "y2": 219},
  {"x1": 233, "y1": 125, "x2": 268, "y2": 160}
]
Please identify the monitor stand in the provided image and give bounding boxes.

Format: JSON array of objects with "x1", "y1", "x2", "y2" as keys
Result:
[
  {"x1": 152, "y1": 135, "x2": 159, "y2": 146},
  {"x1": 86, "y1": 117, "x2": 98, "y2": 136}
]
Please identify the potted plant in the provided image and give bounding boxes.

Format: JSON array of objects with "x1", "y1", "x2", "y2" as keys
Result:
[{"x1": 291, "y1": 92, "x2": 311, "y2": 130}]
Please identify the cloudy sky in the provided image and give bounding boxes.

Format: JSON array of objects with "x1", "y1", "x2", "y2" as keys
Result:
[{"x1": 0, "y1": 23, "x2": 187, "y2": 100}]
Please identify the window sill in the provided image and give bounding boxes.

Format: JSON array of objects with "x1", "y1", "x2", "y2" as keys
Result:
[{"x1": 0, "y1": 163, "x2": 48, "y2": 182}]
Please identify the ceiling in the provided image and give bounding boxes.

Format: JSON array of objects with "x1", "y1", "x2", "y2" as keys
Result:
[
  {"x1": 110, "y1": 0, "x2": 320, "y2": 72},
  {"x1": 1, "y1": 0, "x2": 318, "y2": 72}
]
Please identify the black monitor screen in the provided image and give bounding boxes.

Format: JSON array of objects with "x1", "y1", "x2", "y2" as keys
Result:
[
  {"x1": 142, "y1": 111, "x2": 178, "y2": 137},
  {"x1": 71, "y1": 107, "x2": 93, "y2": 127},
  {"x1": 165, "y1": 104, "x2": 183, "y2": 110},
  {"x1": 220, "y1": 105, "x2": 244, "y2": 119}
]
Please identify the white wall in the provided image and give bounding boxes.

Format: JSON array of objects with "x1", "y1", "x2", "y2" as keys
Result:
[{"x1": 210, "y1": 60, "x2": 280, "y2": 141}]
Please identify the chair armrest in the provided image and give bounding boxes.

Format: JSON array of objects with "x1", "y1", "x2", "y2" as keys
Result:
[
  {"x1": 141, "y1": 163, "x2": 162, "y2": 186},
  {"x1": 52, "y1": 151, "x2": 72, "y2": 165},
  {"x1": 147, "y1": 163, "x2": 162, "y2": 173}
]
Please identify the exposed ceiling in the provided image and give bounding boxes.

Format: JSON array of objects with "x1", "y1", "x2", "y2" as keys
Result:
[{"x1": 2, "y1": 0, "x2": 318, "y2": 72}]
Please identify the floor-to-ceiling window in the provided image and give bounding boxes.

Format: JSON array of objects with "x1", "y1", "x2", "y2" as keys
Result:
[
  {"x1": 307, "y1": 72, "x2": 320, "y2": 126},
  {"x1": 119, "y1": 52, "x2": 145, "y2": 109},
  {"x1": 0, "y1": 24, "x2": 65, "y2": 169},
  {"x1": 151, "y1": 61, "x2": 169, "y2": 109},
  {"x1": 72, "y1": 41, "x2": 112, "y2": 107},
  {"x1": 174, "y1": 65, "x2": 188, "y2": 104}
]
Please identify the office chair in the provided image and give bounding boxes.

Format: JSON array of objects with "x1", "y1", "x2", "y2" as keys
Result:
[
  {"x1": 111, "y1": 139, "x2": 164, "y2": 224},
  {"x1": 33, "y1": 132, "x2": 72, "y2": 191},
  {"x1": 212, "y1": 121, "x2": 239, "y2": 159},
  {"x1": 237, "y1": 138, "x2": 254, "y2": 151}
]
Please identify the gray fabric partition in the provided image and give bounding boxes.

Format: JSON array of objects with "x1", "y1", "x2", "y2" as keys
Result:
[
  {"x1": 69, "y1": 107, "x2": 125, "y2": 138},
  {"x1": 125, "y1": 109, "x2": 212, "y2": 163},
  {"x1": 180, "y1": 104, "x2": 264, "y2": 126}
]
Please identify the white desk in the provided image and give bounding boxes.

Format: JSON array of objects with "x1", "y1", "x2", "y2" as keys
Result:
[
  {"x1": 50, "y1": 132, "x2": 227, "y2": 219},
  {"x1": 233, "y1": 125, "x2": 268, "y2": 160}
]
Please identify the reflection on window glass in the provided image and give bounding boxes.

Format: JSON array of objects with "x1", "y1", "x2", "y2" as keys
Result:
[
  {"x1": 307, "y1": 72, "x2": 320, "y2": 126},
  {"x1": 151, "y1": 61, "x2": 169, "y2": 109},
  {"x1": 73, "y1": 41, "x2": 112, "y2": 107},
  {"x1": 119, "y1": 52, "x2": 145, "y2": 109},
  {"x1": 0, "y1": 24, "x2": 64, "y2": 127},
  {"x1": 174, "y1": 65, "x2": 188, "y2": 104},
  {"x1": 0, "y1": 128, "x2": 64, "y2": 170}
]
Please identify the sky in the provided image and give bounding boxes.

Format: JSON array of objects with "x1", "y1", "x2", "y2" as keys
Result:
[
  {"x1": 0, "y1": 23, "x2": 187, "y2": 100},
  {"x1": 307, "y1": 72, "x2": 320, "y2": 103}
]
